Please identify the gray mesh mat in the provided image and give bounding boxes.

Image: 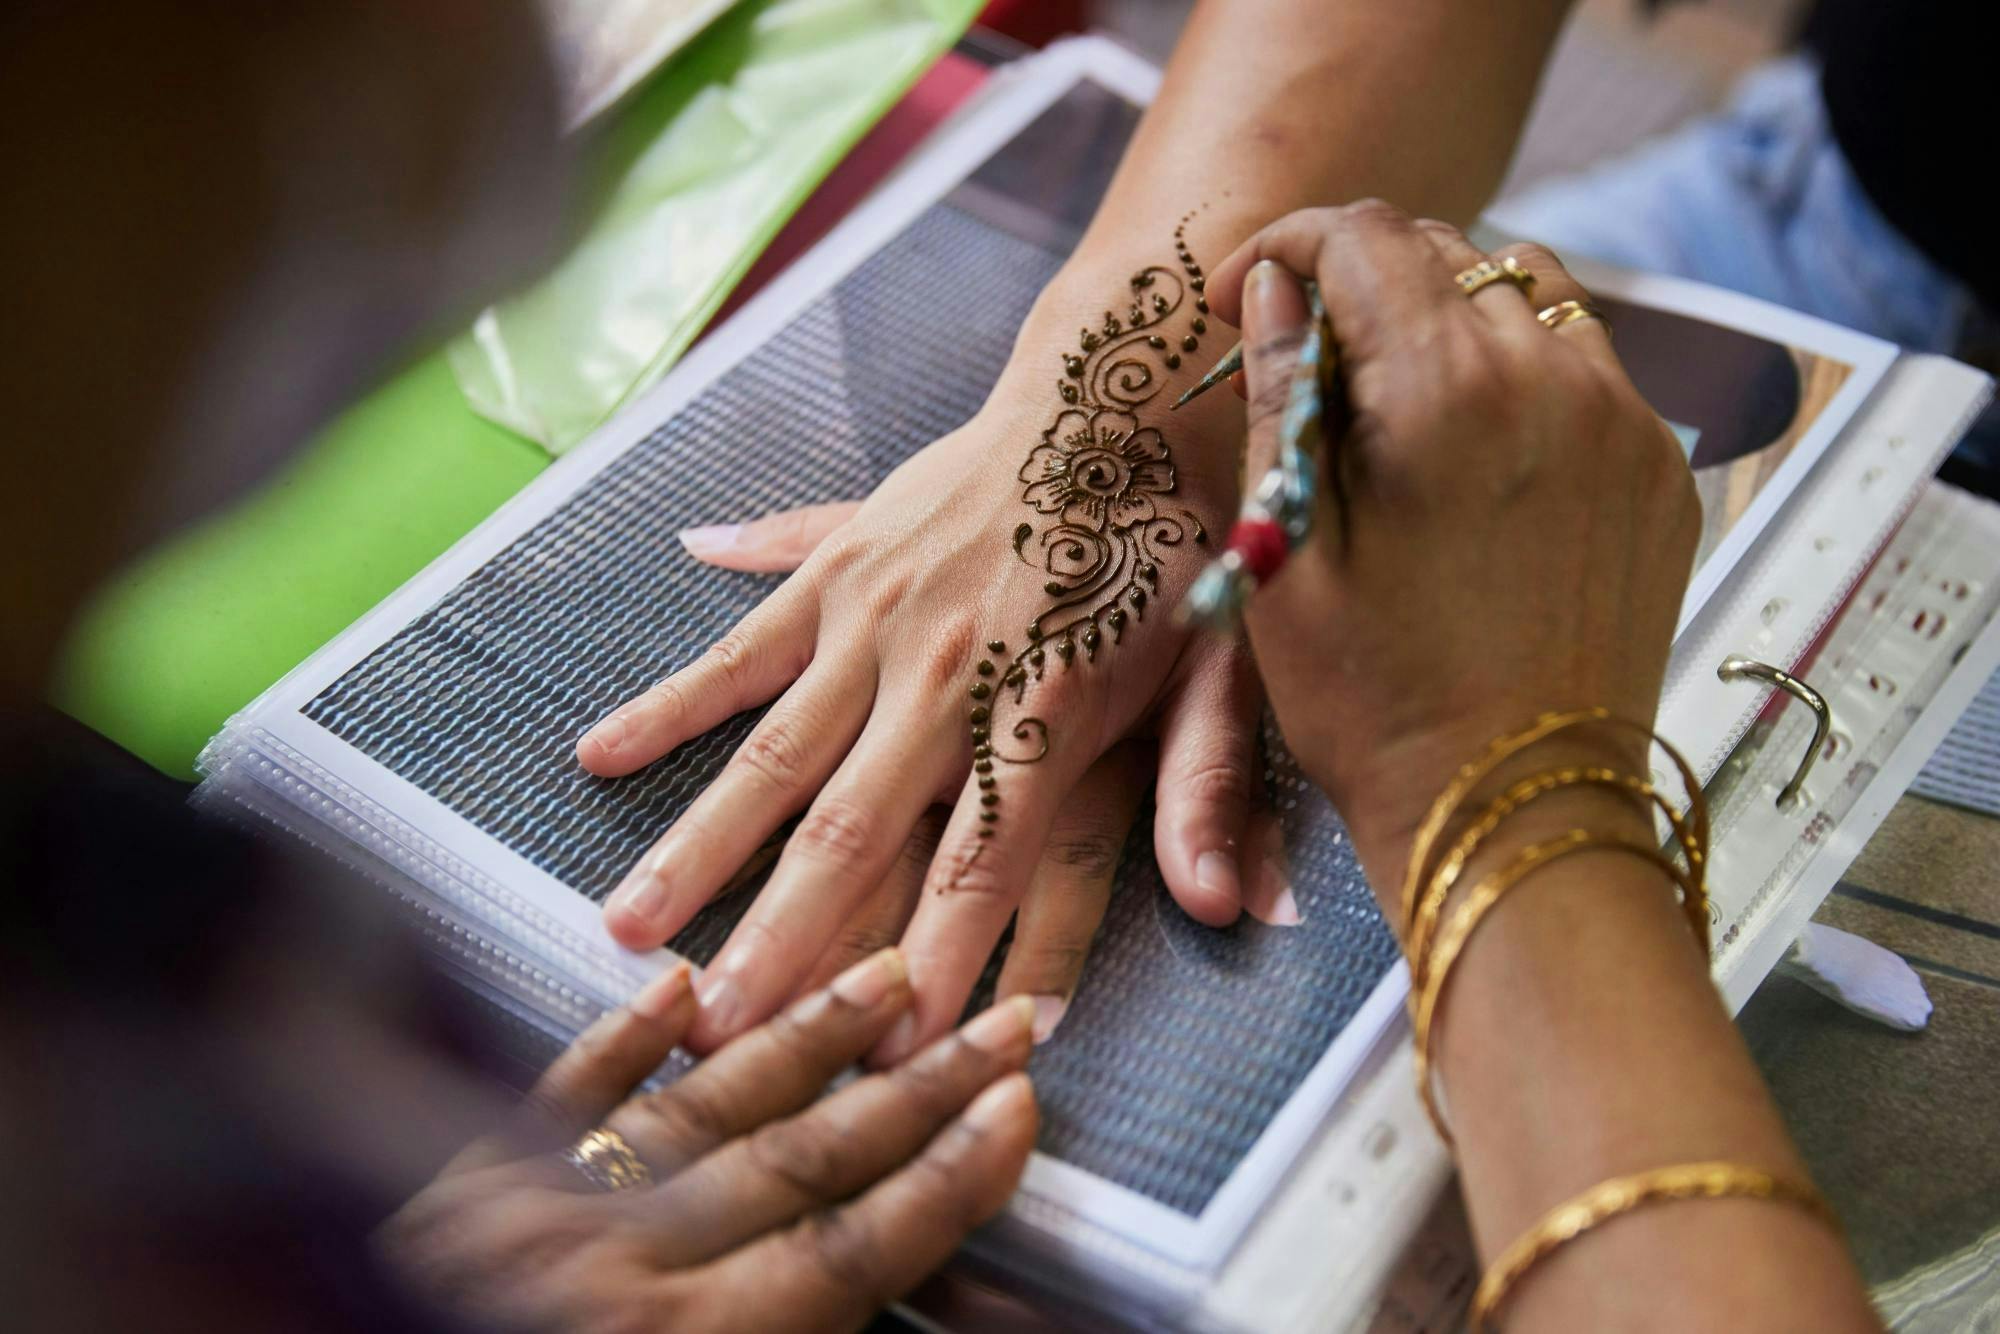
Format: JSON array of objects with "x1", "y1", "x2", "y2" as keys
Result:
[
  {"x1": 304, "y1": 86, "x2": 1399, "y2": 1218},
  {"x1": 1910, "y1": 662, "x2": 2000, "y2": 816}
]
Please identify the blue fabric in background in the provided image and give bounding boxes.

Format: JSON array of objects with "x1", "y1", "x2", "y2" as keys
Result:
[{"x1": 1487, "y1": 56, "x2": 1998, "y2": 478}]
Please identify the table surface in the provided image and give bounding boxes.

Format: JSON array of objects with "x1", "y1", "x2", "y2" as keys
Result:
[{"x1": 1741, "y1": 792, "x2": 2000, "y2": 1290}]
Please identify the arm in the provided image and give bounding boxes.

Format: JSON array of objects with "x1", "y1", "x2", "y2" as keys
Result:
[
  {"x1": 1215, "y1": 206, "x2": 1877, "y2": 1330},
  {"x1": 582, "y1": 1, "x2": 1583, "y2": 1063}
]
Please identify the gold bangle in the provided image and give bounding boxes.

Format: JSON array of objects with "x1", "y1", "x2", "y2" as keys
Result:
[
  {"x1": 1407, "y1": 765, "x2": 1706, "y2": 989},
  {"x1": 1470, "y1": 1161, "x2": 1839, "y2": 1331},
  {"x1": 1400, "y1": 709, "x2": 1610, "y2": 940},
  {"x1": 1401, "y1": 711, "x2": 1711, "y2": 963},
  {"x1": 1410, "y1": 831, "x2": 1702, "y2": 1142}
]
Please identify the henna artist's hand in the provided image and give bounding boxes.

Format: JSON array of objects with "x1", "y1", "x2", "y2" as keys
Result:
[
  {"x1": 381, "y1": 953, "x2": 1037, "y2": 1333},
  {"x1": 579, "y1": 229, "x2": 1263, "y2": 1062},
  {"x1": 1207, "y1": 203, "x2": 1701, "y2": 885}
]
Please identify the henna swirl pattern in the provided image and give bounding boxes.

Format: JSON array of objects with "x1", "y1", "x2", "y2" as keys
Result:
[{"x1": 966, "y1": 215, "x2": 1210, "y2": 838}]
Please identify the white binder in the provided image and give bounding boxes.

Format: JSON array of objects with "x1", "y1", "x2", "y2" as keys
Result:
[{"x1": 187, "y1": 37, "x2": 2000, "y2": 1332}]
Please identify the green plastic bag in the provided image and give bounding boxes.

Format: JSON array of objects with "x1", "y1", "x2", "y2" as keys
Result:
[
  {"x1": 58, "y1": 0, "x2": 975, "y2": 776},
  {"x1": 452, "y1": 0, "x2": 978, "y2": 452}
]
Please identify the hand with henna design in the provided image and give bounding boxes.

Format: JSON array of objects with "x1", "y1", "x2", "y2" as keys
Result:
[{"x1": 578, "y1": 224, "x2": 1267, "y2": 1064}]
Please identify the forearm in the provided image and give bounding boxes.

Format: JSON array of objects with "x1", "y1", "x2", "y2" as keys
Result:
[
  {"x1": 991, "y1": 0, "x2": 1574, "y2": 490},
  {"x1": 1398, "y1": 789, "x2": 1878, "y2": 1330},
  {"x1": 1082, "y1": 0, "x2": 1573, "y2": 264}
]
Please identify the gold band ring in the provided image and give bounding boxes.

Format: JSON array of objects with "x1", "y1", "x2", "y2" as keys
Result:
[
  {"x1": 1454, "y1": 256, "x2": 1536, "y2": 299},
  {"x1": 1537, "y1": 299, "x2": 1611, "y2": 334},
  {"x1": 564, "y1": 1127, "x2": 653, "y2": 1192}
]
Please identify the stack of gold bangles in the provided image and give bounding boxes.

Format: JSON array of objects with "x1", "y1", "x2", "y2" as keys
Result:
[{"x1": 1398, "y1": 708, "x2": 1838, "y2": 1330}]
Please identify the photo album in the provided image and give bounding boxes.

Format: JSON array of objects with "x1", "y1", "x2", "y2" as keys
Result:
[{"x1": 193, "y1": 38, "x2": 1993, "y2": 1320}]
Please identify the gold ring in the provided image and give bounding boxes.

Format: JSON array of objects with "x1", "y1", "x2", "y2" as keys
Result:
[
  {"x1": 1537, "y1": 299, "x2": 1611, "y2": 334},
  {"x1": 1454, "y1": 256, "x2": 1536, "y2": 299},
  {"x1": 564, "y1": 1127, "x2": 652, "y2": 1192}
]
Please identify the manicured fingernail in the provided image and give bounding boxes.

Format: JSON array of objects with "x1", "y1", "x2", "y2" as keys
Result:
[
  {"x1": 878, "y1": 1011, "x2": 919, "y2": 1062},
  {"x1": 696, "y1": 968, "x2": 741, "y2": 1032},
  {"x1": 1244, "y1": 259, "x2": 1285, "y2": 313},
  {"x1": 831, "y1": 948, "x2": 907, "y2": 1009},
  {"x1": 608, "y1": 878, "x2": 665, "y2": 928},
  {"x1": 608, "y1": 866, "x2": 667, "y2": 927},
  {"x1": 963, "y1": 995, "x2": 1037, "y2": 1054},
  {"x1": 962, "y1": 1071, "x2": 1033, "y2": 1131},
  {"x1": 678, "y1": 524, "x2": 743, "y2": 559},
  {"x1": 581, "y1": 712, "x2": 626, "y2": 761},
  {"x1": 1243, "y1": 829, "x2": 1302, "y2": 925},
  {"x1": 1028, "y1": 993, "x2": 1068, "y2": 1045},
  {"x1": 1196, "y1": 849, "x2": 1241, "y2": 904},
  {"x1": 1256, "y1": 883, "x2": 1302, "y2": 926},
  {"x1": 631, "y1": 962, "x2": 692, "y2": 1019}
]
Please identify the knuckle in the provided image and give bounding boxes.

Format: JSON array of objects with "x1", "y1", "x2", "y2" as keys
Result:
[
  {"x1": 705, "y1": 629, "x2": 758, "y2": 683},
  {"x1": 864, "y1": 568, "x2": 917, "y2": 629},
  {"x1": 641, "y1": 674, "x2": 690, "y2": 722},
  {"x1": 1043, "y1": 827, "x2": 1126, "y2": 878},
  {"x1": 1010, "y1": 939, "x2": 1091, "y2": 983},
  {"x1": 930, "y1": 839, "x2": 1013, "y2": 902},
  {"x1": 792, "y1": 794, "x2": 879, "y2": 866},
  {"x1": 746, "y1": 1117, "x2": 847, "y2": 1199},
  {"x1": 1173, "y1": 759, "x2": 1254, "y2": 814},
  {"x1": 913, "y1": 617, "x2": 980, "y2": 697},
  {"x1": 1496, "y1": 240, "x2": 1566, "y2": 282},
  {"x1": 737, "y1": 715, "x2": 813, "y2": 792},
  {"x1": 794, "y1": 1208, "x2": 888, "y2": 1305},
  {"x1": 1339, "y1": 197, "x2": 1410, "y2": 233},
  {"x1": 1413, "y1": 216, "x2": 1470, "y2": 247}
]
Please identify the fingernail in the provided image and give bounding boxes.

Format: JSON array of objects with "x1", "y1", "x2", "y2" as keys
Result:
[
  {"x1": 831, "y1": 948, "x2": 907, "y2": 1009},
  {"x1": 678, "y1": 523, "x2": 743, "y2": 559},
  {"x1": 1196, "y1": 849, "x2": 1241, "y2": 905},
  {"x1": 581, "y1": 712, "x2": 626, "y2": 761},
  {"x1": 1028, "y1": 993, "x2": 1068, "y2": 1045},
  {"x1": 878, "y1": 1010, "x2": 919, "y2": 1063},
  {"x1": 630, "y1": 961, "x2": 692, "y2": 1019},
  {"x1": 1244, "y1": 829, "x2": 1303, "y2": 927},
  {"x1": 1256, "y1": 883, "x2": 1302, "y2": 926},
  {"x1": 1245, "y1": 259, "x2": 1285, "y2": 312},
  {"x1": 962, "y1": 995, "x2": 1036, "y2": 1054},
  {"x1": 696, "y1": 968, "x2": 741, "y2": 1032},
  {"x1": 608, "y1": 866, "x2": 667, "y2": 928},
  {"x1": 961, "y1": 1071, "x2": 1033, "y2": 1131}
]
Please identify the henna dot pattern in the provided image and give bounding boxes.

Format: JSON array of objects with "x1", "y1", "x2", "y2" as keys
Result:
[{"x1": 963, "y1": 215, "x2": 1210, "y2": 838}]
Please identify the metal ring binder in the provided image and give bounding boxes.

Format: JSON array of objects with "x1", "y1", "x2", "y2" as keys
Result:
[{"x1": 1716, "y1": 655, "x2": 1833, "y2": 810}]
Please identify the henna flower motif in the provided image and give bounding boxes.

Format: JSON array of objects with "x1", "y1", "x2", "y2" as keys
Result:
[{"x1": 1019, "y1": 409, "x2": 1175, "y2": 532}]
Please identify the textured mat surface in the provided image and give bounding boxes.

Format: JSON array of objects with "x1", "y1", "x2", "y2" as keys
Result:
[
  {"x1": 306, "y1": 85, "x2": 1399, "y2": 1217},
  {"x1": 1911, "y1": 663, "x2": 2000, "y2": 817}
]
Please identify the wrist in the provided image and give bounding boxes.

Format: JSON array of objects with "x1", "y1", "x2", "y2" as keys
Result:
[{"x1": 1343, "y1": 720, "x2": 1662, "y2": 931}]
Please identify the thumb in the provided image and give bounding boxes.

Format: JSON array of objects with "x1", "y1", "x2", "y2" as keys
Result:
[
  {"x1": 678, "y1": 500, "x2": 864, "y2": 572},
  {"x1": 1238, "y1": 259, "x2": 1313, "y2": 486}
]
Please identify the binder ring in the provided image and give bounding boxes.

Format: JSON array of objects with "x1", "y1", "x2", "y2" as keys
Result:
[{"x1": 1716, "y1": 655, "x2": 1832, "y2": 810}]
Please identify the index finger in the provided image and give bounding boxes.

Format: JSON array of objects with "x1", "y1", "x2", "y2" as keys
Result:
[{"x1": 1208, "y1": 201, "x2": 1462, "y2": 363}]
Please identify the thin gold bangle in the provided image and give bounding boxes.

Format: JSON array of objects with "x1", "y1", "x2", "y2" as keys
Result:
[
  {"x1": 1399, "y1": 709, "x2": 1610, "y2": 938},
  {"x1": 1401, "y1": 712, "x2": 1711, "y2": 963},
  {"x1": 1410, "y1": 831, "x2": 1702, "y2": 1142},
  {"x1": 1407, "y1": 765, "x2": 1706, "y2": 989},
  {"x1": 1470, "y1": 1161, "x2": 1840, "y2": 1331}
]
